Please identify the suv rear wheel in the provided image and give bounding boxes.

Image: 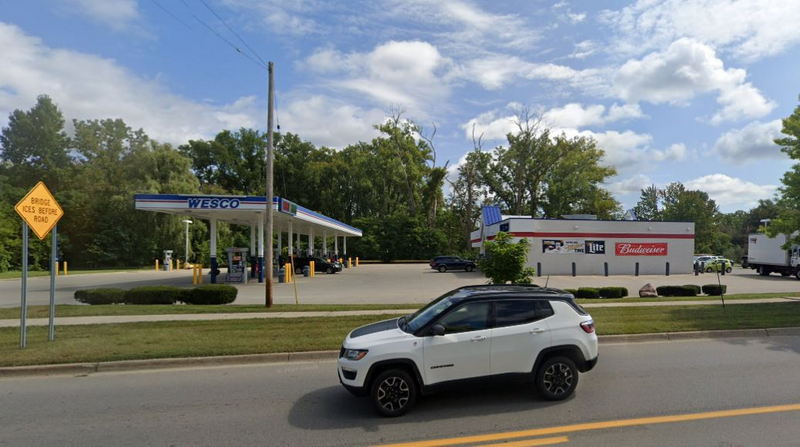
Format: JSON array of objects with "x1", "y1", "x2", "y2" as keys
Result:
[
  {"x1": 465, "y1": 265, "x2": 474, "y2": 272},
  {"x1": 536, "y1": 356, "x2": 578, "y2": 401},
  {"x1": 437, "y1": 265, "x2": 447, "y2": 273},
  {"x1": 370, "y1": 369, "x2": 417, "y2": 417}
]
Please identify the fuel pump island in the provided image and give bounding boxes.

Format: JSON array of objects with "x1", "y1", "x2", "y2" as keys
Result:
[{"x1": 135, "y1": 194, "x2": 362, "y2": 284}]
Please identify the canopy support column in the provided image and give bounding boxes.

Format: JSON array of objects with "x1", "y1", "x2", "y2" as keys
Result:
[
  {"x1": 209, "y1": 218, "x2": 218, "y2": 283},
  {"x1": 257, "y1": 213, "x2": 264, "y2": 283}
]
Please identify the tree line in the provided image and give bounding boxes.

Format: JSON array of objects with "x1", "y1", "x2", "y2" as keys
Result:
[{"x1": 0, "y1": 94, "x2": 796, "y2": 271}]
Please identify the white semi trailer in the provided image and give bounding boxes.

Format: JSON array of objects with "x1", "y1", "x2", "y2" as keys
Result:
[{"x1": 744, "y1": 233, "x2": 800, "y2": 278}]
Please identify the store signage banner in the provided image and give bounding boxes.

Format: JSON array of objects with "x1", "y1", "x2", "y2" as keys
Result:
[
  {"x1": 584, "y1": 240, "x2": 605, "y2": 254},
  {"x1": 543, "y1": 239, "x2": 585, "y2": 254},
  {"x1": 615, "y1": 242, "x2": 668, "y2": 256}
]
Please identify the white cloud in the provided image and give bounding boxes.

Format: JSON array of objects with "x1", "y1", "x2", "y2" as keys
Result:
[
  {"x1": 607, "y1": 174, "x2": 652, "y2": 195},
  {"x1": 386, "y1": 0, "x2": 538, "y2": 51},
  {"x1": 59, "y1": 0, "x2": 139, "y2": 29},
  {"x1": 458, "y1": 54, "x2": 605, "y2": 91},
  {"x1": 713, "y1": 120, "x2": 784, "y2": 162},
  {"x1": 542, "y1": 103, "x2": 644, "y2": 128},
  {"x1": 615, "y1": 38, "x2": 774, "y2": 123},
  {"x1": 303, "y1": 40, "x2": 451, "y2": 116},
  {"x1": 462, "y1": 107, "x2": 518, "y2": 141},
  {"x1": 567, "y1": 12, "x2": 586, "y2": 24},
  {"x1": 279, "y1": 95, "x2": 385, "y2": 148},
  {"x1": 650, "y1": 143, "x2": 688, "y2": 162},
  {"x1": 570, "y1": 40, "x2": 598, "y2": 59},
  {"x1": 463, "y1": 104, "x2": 663, "y2": 170},
  {"x1": 684, "y1": 174, "x2": 778, "y2": 208},
  {"x1": 221, "y1": 0, "x2": 320, "y2": 36},
  {"x1": 0, "y1": 22, "x2": 258, "y2": 144},
  {"x1": 601, "y1": 0, "x2": 800, "y2": 62}
]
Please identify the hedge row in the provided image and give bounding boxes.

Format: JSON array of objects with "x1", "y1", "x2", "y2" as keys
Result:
[
  {"x1": 563, "y1": 287, "x2": 629, "y2": 299},
  {"x1": 74, "y1": 285, "x2": 238, "y2": 305},
  {"x1": 562, "y1": 284, "x2": 726, "y2": 298},
  {"x1": 656, "y1": 284, "x2": 726, "y2": 297}
]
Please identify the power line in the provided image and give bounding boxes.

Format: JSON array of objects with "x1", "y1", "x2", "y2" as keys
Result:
[
  {"x1": 177, "y1": 0, "x2": 267, "y2": 70},
  {"x1": 150, "y1": 0, "x2": 193, "y2": 30},
  {"x1": 199, "y1": 0, "x2": 267, "y2": 67}
]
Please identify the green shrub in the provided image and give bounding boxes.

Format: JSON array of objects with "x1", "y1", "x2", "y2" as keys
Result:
[
  {"x1": 702, "y1": 284, "x2": 728, "y2": 295},
  {"x1": 599, "y1": 287, "x2": 628, "y2": 298},
  {"x1": 575, "y1": 287, "x2": 600, "y2": 298},
  {"x1": 123, "y1": 286, "x2": 182, "y2": 305},
  {"x1": 564, "y1": 288, "x2": 578, "y2": 296},
  {"x1": 74, "y1": 288, "x2": 125, "y2": 305},
  {"x1": 181, "y1": 285, "x2": 238, "y2": 305},
  {"x1": 478, "y1": 232, "x2": 535, "y2": 284},
  {"x1": 656, "y1": 285, "x2": 698, "y2": 297},
  {"x1": 683, "y1": 284, "x2": 702, "y2": 295}
]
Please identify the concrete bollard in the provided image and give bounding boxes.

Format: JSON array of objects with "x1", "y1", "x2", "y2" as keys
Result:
[
  {"x1": 155, "y1": 259, "x2": 159, "y2": 271},
  {"x1": 356, "y1": 257, "x2": 359, "y2": 267}
]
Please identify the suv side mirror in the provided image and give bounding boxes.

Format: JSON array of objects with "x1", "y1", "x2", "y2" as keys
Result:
[{"x1": 431, "y1": 324, "x2": 446, "y2": 336}]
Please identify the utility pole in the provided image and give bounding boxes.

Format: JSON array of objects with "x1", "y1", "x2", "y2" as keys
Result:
[{"x1": 265, "y1": 61, "x2": 274, "y2": 307}]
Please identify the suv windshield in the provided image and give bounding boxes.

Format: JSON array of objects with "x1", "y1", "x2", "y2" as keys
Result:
[{"x1": 400, "y1": 290, "x2": 461, "y2": 333}]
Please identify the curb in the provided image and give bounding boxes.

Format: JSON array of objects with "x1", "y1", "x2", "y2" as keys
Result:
[{"x1": 2, "y1": 327, "x2": 799, "y2": 378}]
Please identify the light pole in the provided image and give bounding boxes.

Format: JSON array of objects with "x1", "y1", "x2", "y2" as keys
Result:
[{"x1": 182, "y1": 219, "x2": 193, "y2": 267}]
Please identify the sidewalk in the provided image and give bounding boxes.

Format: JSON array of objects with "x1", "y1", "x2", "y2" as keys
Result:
[{"x1": 1, "y1": 298, "x2": 797, "y2": 328}]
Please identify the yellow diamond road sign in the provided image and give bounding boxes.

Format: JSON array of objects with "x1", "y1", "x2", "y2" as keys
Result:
[{"x1": 14, "y1": 181, "x2": 64, "y2": 240}]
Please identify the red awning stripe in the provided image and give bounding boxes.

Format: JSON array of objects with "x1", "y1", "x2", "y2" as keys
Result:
[{"x1": 470, "y1": 231, "x2": 694, "y2": 243}]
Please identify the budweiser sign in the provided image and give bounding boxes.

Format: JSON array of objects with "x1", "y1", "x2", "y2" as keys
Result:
[{"x1": 615, "y1": 242, "x2": 668, "y2": 256}]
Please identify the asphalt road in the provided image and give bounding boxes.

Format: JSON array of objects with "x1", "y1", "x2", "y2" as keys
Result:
[
  {"x1": 1, "y1": 264, "x2": 799, "y2": 307},
  {"x1": 1, "y1": 336, "x2": 799, "y2": 446}
]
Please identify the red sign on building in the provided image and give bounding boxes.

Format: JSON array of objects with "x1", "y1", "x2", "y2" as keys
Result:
[{"x1": 615, "y1": 242, "x2": 668, "y2": 256}]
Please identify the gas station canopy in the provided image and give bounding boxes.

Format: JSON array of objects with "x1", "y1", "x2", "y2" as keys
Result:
[{"x1": 134, "y1": 194, "x2": 362, "y2": 237}]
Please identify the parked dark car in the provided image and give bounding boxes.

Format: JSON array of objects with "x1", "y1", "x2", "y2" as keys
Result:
[
  {"x1": 429, "y1": 256, "x2": 476, "y2": 273},
  {"x1": 294, "y1": 256, "x2": 342, "y2": 274}
]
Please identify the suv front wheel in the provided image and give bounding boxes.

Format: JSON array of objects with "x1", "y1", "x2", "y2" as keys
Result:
[
  {"x1": 370, "y1": 369, "x2": 417, "y2": 417},
  {"x1": 535, "y1": 356, "x2": 578, "y2": 401}
]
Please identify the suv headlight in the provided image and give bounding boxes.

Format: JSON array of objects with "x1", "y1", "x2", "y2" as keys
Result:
[{"x1": 343, "y1": 349, "x2": 368, "y2": 361}]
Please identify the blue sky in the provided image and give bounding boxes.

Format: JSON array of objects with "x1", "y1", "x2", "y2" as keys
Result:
[{"x1": 2, "y1": 0, "x2": 798, "y2": 213}]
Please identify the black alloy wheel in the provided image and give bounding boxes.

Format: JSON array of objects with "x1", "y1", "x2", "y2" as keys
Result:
[
  {"x1": 536, "y1": 356, "x2": 578, "y2": 401},
  {"x1": 370, "y1": 369, "x2": 417, "y2": 417},
  {"x1": 465, "y1": 265, "x2": 474, "y2": 272},
  {"x1": 326, "y1": 266, "x2": 334, "y2": 274},
  {"x1": 438, "y1": 265, "x2": 447, "y2": 273},
  {"x1": 706, "y1": 267, "x2": 714, "y2": 273},
  {"x1": 725, "y1": 267, "x2": 732, "y2": 273}
]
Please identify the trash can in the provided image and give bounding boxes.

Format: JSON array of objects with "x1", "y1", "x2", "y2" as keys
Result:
[
  {"x1": 302, "y1": 266, "x2": 310, "y2": 277},
  {"x1": 278, "y1": 267, "x2": 286, "y2": 283}
]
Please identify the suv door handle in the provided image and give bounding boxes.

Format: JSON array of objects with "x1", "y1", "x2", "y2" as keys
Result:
[
  {"x1": 529, "y1": 328, "x2": 545, "y2": 335},
  {"x1": 470, "y1": 335, "x2": 487, "y2": 342}
]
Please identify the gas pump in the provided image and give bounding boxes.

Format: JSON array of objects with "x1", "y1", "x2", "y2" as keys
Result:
[
  {"x1": 225, "y1": 248, "x2": 249, "y2": 284},
  {"x1": 163, "y1": 250, "x2": 173, "y2": 272}
]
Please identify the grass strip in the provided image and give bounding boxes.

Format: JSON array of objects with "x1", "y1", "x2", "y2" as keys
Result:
[
  {"x1": 575, "y1": 292, "x2": 800, "y2": 304},
  {"x1": 0, "y1": 268, "x2": 149, "y2": 280},
  {"x1": 1, "y1": 293, "x2": 795, "y2": 320},
  {"x1": 0, "y1": 303, "x2": 420, "y2": 320},
  {"x1": 1, "y1": 303, "x2": 799, "y2": 367}
]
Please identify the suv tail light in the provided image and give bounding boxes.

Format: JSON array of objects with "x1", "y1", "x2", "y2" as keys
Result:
[{"x1": 580, "y1": 320, "x2": 595, "y2": 334}]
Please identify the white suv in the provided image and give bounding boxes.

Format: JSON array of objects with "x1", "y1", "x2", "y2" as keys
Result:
[{"x1": 338, "y1": 285, "x2": 598, "y2": 416}]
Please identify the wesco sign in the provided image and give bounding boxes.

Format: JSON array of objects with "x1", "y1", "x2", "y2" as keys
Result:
[
  {"x1": 615, "y1": 242, "x2": 668, "y2": 256},
  {"x1": 187, "y1": 198, "x2": 241, "y2": 209}
]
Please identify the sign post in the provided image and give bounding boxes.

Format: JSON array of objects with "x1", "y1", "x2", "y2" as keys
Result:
[
  {"x1": 14, "y1": 181, "x2": 64, "y2": 348},
  {"x1": 20, "y1": 222, "x2": 28, "y2": 348}
]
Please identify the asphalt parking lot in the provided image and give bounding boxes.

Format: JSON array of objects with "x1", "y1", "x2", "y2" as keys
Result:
[{"x1": 1, "y1": 264, "x2": 798, "y2": 307}]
